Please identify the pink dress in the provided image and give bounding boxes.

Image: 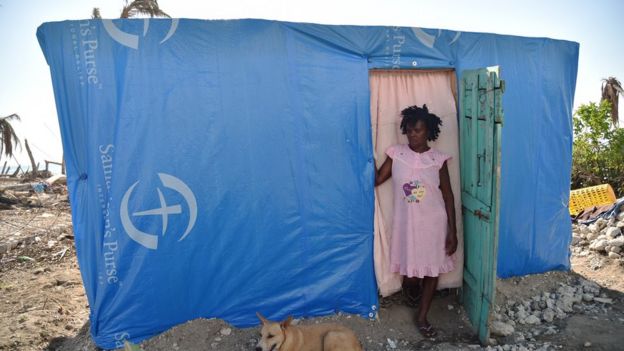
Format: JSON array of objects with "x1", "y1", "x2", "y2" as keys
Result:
[{"x1": 386, "y1": 144, "x2": 455, "y2": 278}]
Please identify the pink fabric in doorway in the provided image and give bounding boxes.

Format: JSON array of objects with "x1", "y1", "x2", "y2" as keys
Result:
[{"x1": 370, "y1": 70, "x2": 464, "y2": 296}]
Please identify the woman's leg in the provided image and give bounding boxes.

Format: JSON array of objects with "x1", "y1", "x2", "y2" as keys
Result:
[
  {"x1": 416, "y1": 276, "x2": 438, "y2": 333},
  {"x1": 402, "y1": 276, "x2": 422, "y2": 307},
  {"x1": 403, "y1": 276, "x2": 422, "y2": 291}
]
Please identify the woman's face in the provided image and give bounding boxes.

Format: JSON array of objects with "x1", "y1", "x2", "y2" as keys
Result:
[{"x1": 405, "y1": 120, "x2": 428, "y2": 148}]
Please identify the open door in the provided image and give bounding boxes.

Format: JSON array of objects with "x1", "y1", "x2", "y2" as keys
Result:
[{"x1": 460, "y1": 66, "x2": 504, "y2": 343}]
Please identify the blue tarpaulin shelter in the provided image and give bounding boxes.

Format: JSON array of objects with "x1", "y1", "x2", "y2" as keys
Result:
[{"x1": 37, "y1": 18, "x2": 578, "y2": 348}]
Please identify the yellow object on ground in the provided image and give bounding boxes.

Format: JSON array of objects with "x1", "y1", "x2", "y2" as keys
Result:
[{"x1": 569, "y1": 184, "x2": 616, "y2": 215}]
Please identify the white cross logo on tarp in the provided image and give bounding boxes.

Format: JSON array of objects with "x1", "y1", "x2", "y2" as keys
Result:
[{"x1": 120, "y1": 173, "x2": 197, "y2": 249}]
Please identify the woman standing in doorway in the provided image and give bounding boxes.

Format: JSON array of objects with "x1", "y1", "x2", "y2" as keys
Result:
[{"x1": 375, "y1": 104, "x2": 458, "y2": 338}]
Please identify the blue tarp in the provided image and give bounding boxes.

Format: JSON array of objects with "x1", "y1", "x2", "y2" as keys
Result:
[{"x1": 37, "y1": 19, "x2": 578, "y2": 348}]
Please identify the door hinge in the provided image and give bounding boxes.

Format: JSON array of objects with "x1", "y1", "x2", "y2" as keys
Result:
[{"x1": 473, "y1": 209, "x2": 490, "y2": 221}]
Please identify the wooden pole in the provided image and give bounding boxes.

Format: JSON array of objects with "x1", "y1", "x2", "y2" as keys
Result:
[{"x1": 11, "y1": 165, "x2": 21, "y2": 177}]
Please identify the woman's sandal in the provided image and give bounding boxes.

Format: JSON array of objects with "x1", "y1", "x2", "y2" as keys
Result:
[
  {"x1": 379, "y1": 295, "x2": 393, "y2": 308},
  {"x1": 416, "y1": 323, "x2": 438, "y2": 338},
  {"x1": 379, "y1": 291, "x2": 403, "y2": 308}
]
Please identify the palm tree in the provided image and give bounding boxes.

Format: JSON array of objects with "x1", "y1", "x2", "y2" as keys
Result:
[
  {"x1": 91, "y1": 1, "x2": 170, "y2": 20},
  {"x1": 92, "y1": 7, "x2": 102, "y2": 19},
  {"x1": 119, "y1": 0, "x2": 171, "y2": 18},
  {"x1": 120, "y1": 0, "x2": 170, "y2": 18},
  {"x1": 0, "y1": 113, "x2": 21, "y2": 160},
  {"x1": 601, "y1": 77, "x2": 623, "y2": 127}
]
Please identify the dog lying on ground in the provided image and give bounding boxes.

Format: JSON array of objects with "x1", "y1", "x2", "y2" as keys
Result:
[{"x1": 255, "y1": 312, "x2": 363, "y2": 351}]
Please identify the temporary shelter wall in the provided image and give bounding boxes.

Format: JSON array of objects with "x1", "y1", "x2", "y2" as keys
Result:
[{"x1": 37, "y1": 19, "x2": 579, "y2": 348}]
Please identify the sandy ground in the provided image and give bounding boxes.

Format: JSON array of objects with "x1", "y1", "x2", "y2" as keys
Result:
[
  {"x1": 0, "y1": 201, "x2": 91, "y2": 351},
  {"x1": 1, "y1": 197, "x2": 623, "y2": 350}
]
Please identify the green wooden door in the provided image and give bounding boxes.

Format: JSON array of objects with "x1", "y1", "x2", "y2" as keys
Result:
[{"x1": 460, "y1": 66, "x2": 504, "y2": 343}]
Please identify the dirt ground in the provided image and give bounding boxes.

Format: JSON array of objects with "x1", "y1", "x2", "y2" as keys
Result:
[{"x1": 1, "y1": 193, "x2": 623, "y2": 350}]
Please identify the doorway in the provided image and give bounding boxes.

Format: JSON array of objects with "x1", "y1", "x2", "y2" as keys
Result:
[
  {"x1": 369, "y1": 69, "x2": 464, "y2": 296},
  {"x1": 370, "y1": 68, "x2": 504, "y2": 343}
]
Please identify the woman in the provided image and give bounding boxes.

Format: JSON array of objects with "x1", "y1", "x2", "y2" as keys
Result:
[{"x1": 375, "y1": 104, "x2": 458, "y2": 338}]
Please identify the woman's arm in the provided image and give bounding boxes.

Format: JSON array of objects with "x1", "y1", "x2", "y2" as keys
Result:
[
  {"x1": 439, "y1": 161, "x2": 458, "y2": 255},
  {"x1": 375, "y1": 157, "x2": 392, "y2": 186}
]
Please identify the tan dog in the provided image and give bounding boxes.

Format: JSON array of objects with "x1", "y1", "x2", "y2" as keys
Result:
[{"x1": 255, "y1": 312, "x2": 363, "y2": 351}]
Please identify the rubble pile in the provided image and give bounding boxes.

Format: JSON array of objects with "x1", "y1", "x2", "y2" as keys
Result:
[
  {"x1": 571, "y1": 211, "x2": 624, "y2": 265},
  {"x1": 0, "y1": 175, "x2": 70, "y2": 256},
  {"x1": 0, "y1": 174, "x2": 67, "y2": 210},
  {"x1": 488, "y1": 279, "x2": 615, "y2": 351}
]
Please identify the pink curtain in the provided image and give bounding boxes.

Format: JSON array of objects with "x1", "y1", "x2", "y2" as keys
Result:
[{"x1": 370, "y1": 70, "x2": 464, "y2": 296}]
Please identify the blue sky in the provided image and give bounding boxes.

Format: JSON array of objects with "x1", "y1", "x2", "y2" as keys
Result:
[{"x1": 0, "y1": 0, "x2": 622, "y2": 170}]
